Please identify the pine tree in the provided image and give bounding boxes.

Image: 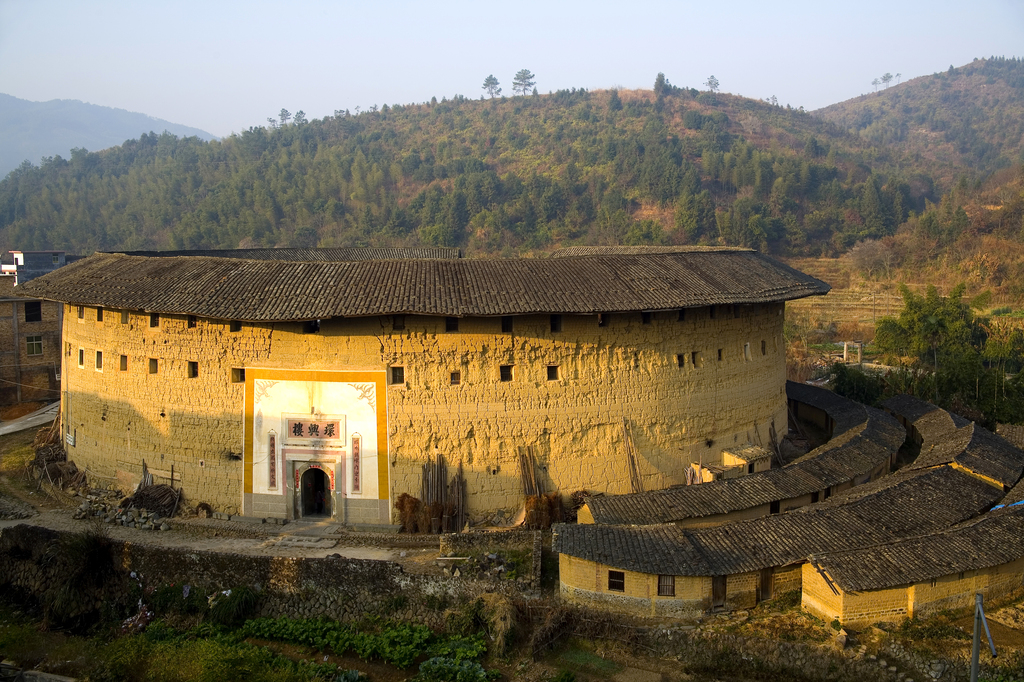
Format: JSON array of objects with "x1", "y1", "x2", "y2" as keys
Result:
[{"x1": 512, "y1": 69, "x2": 536, "y2": 96}]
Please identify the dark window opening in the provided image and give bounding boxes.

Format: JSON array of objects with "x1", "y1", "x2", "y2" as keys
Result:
[
  {"x1": 499, "y1": 365, "x2": 513, "y2": 382},
  {"x1": 691, "y1": 351, "x2": 702, "y2": 368},
  {"x1": 445, "y1": 317, "x2": 459, "y2": 332},
  {"x1": 501, "y1": 316, "x2": 513, "y2": 333},
  {"x1": 608, "y1": 570, "x2": 625, "y2": 592},
  {"x1": 149, "y1": 313, "x2": 159, "y2": 328},
  {"x1": 761, "y1": 340, "x2": 767, "y2": 355},
  {"x1": 95, "y1": 351, "x2": 103, "y2": 370},
  {"x1": 550, "y1": 314, "x2": 562, "y2": 332},
  {"x1": 96, "y1": 307, "x2": 104, "y2": 322},
  {"x1": 119, "y1": 355, "x2": 128, "y2": 371},
  {"x1": 77, "y1": 306, "x2": 84, "y2": 319},
  {"x1": 187, "y1": 361, "x2": 198, "y2": 378},
  {"x1": 547, "y1": 365, "x2": 559, "y2": 381},
  {"x1": 450, "y1": 371, "x2": 461, "y2": 385},
  {"x1": 717, "y1": 348, "x2": 723, "y2": 361},
  {"x1": 657, "y1": 575, "x2": 675, "y2": 597},
  {"x1": 231, "y1": 368, "x2": 245, "y2": 383},
  {"x1": 769, "y1": 500, "x2": 780, "y2": 515},
  {"x1": 393, "y1": 315, "x2": 405, "y2": 331},
  {"x1": 709, "y1": 306, "x2": 716, "y2": 319},
  {"x1": 678, "y1": 308, "x2": 686, "y2": 321},
  {"x1": 24, "y1": 302, "x2": 41, "y2": 322},
  {"x1": 303, "y1": 320, "x2": 320, "y2": 334},
  {"x1": 51, "y1": 254, "x2": 59, "y2": 265},
  {"x1": 733, "y1": 305, "x2": 741, "y2": 318},
  {"x1": 78, "y1": 348, "x2": 84, "y2": 366},
  {"x1": 598, "y1": 313, "x2": 609, "y2": 327},
  {"x1": 230, "y1": 320, "x2": 242, "y2": 332},
  {"x1": 677, "y1": 354, "x2": 685, "y2": 368},
  {"x1": 187, "y1": 315, "x2": 197, "y2": 328},
  {"x1": 148, "y1": 358, "x2": 158, "y2": 374},
  {"x1": 120, "y1": 310, "x2": 129, "y2": 324},
  {"x1": 747, "y1": 463, "x2": 754, "y2": 474},
  {"x1": 824, "y1": 486, "x2": 832, "y2": 500},
  {"x1": 641, "y1": 311, "x2": 652, "y2": 325},
  {"x1": 390, "y1": 366, "x2": 405, "y2": 385}
]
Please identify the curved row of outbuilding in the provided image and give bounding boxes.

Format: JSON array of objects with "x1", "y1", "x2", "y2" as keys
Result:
[{"x1": 554, "y1": 387, "x2": 1024, "y2": 625}]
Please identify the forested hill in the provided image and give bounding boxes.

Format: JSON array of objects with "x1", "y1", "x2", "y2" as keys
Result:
[
  {"x1": 0, "y1": 94, "x2": 216, "y2": 179},
  {"x1": 0, "y1": 58, "x2": 1021, "y2": 258},
  {"x1": 815, "y1": 57, "x2": 1024, "y2": 184}
]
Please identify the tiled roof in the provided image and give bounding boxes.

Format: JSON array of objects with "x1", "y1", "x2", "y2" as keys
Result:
[
  {"x1": 882, "y1": 394, "x2": 970, "y2": 437},
  {"x1": 555, "y1": 466, "x2": 1002, "y2": 576},
  {"x1": 904, "y1": 423, "x2": 1024, "y2": 487},
  {"x1": 584, "y1": 383, "x2": 904, "y2": 525},
  {"x1": 810, "y1": 503, "x2": 1024, "y2": 592},
  {"x1": 16, "y1": 249, "x2": 829, "y2": 321},
  {"x1": 117, "y1": 247, "x2": 462, "y2": 260}
]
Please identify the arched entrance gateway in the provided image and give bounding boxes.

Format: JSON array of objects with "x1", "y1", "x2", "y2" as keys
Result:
[{"x1": 300, "y1": 467, "x2": 331, "y2": 517}]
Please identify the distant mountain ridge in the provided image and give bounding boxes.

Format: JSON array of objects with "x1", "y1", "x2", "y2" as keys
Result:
[{"x1": 0, "y1": 94, "x2": 216, "y2": 178}]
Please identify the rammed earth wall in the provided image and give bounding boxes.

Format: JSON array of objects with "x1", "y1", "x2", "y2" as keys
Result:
[{"x1": 59, "y1": 303, "x2": 789, "y2": 522}]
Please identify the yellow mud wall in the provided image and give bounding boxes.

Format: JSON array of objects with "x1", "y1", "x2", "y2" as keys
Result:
[
  {"x1": 61, "y1": 303, "x2": 788, "y2": 519},
  {"x1": 910, "y1": 558, "x2": 1024, "y2": 620},
  {"x1": 726, "y1": 571, "x2": 759, "y2": 609},
  {"x1": 773, "y1": 564, "x2": 803, "y2": 596},
  {"x1": 801, "y1": 564, "x2": 845, "y2": 623},
  {"x1": 558, "y1": 554, "x2": 709, "y2": 618}
]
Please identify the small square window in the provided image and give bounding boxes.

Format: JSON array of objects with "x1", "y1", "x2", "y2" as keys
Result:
[
  {"x1": 499, "y1": 365, "x2": 513, "y2": 382},
  {"x1": 677, "y1": 354, "x2": 685, "y2": 368},
  {"x1": 390, "y1": 366, "x2": 405, "y2": 385},
  {"x1": 303, "y1": 319, "x2": 321, "y2": 334},
  {"x1": 717, "y1": 348, "x2": 723, "y2": 361},
  {"x1": 770, "y1": 500, "x2": 780, "y2": 514},
  {"x1": 501, "y1": 316, "x2": 513, "y2": 333},
  {"x1": 547, "y1": 365, "x2": 559, "y2": 381},
  {"x1": 120, "y1": 310, "x2": 129, "y2": 324},
  {"x1": 445, "y1": 317, "x2": 459, "y2": 332},
  {"x1": 187, "y1": 315, "x2": 197, "y2": 328},
  {"x1": 95, "y1": 350, "x2": 103, "y2": 370},
  {"x1": 26, "y1": 335, "x2": 42, "y2": 356},
  {"x1": 231, "y1": 367, "x2": 245, "y2": 383},
  {"x1": 658, "y1": 575, "x2": 675, "y2": 597},
  {"x1": 119, "y1": 355, "x2": 128, "y2": 371},
  {"x1": 24, "y1": 302, "x2": 41, "y2": 322},
  {"x1": 641, "y1": 312, "x2": 652, "y2": 325},
  {"x1": 450, "y1": 371, "x2": 461, "y2": 385},
  {"x1": 608, "y1": 570, "x2": 625, "y2": 592},
  {"x1": 550, "y1": 314, "x2": 562, "y2": 333},
  {"x1": 393, "y1": 315, "x2": 405, "y2": 331},
  {"x1": 691, "y1": 351, "x2": 703, "y2": 368},
  {"x1": 96, "y1": 307, "x2": 104, "y2": 322},
  {"x1": 77, "y1": 348, "x2": 84, "y2": 367},
  {"x1": 149, "y1": 313, "x2": 159, "y2": 328},
  {"x1": 598, "y1": 313, "x2": 609, "y2": 327},
  {"x1": 148, "y1": 358, "x2": 159, "y2": 374},
  {"x1": 187, "y1": 361, "x2": 199, "y2": 378},
  {"x1": 51, "y1": 254, "x2": 59, "y2": 265},
  {"x1": 77, "y1": 306, "x2": 84, "y2": 320},
  {"x1": 229, "y1": 320, "x2": 242, "y2": 332}
]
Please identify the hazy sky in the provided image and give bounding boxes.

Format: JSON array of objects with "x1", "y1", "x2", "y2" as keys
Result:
[{"x1": 1, "y1": 0, "x2": 1022, "y2": 138}]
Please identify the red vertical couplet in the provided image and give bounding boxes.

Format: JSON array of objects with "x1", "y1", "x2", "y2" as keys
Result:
[
  {"x1": 351, "y1": 434, "x2": 361, "y2": 493},
  {"x1": 268, "y1": 433, "x2": 277, "y2": 489}
]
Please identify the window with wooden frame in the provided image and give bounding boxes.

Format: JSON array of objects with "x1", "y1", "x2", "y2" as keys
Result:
[
  {"x1": 550, "y1": 314, "x2": 562, "y2": 332},
  {"x1": 390, "y1": 366, "x2": 405, "y2": 385},
  {"x1": 641, "y1": 311, "x2": 652, "y2": 325},
  {"x1": 546, "y1": 365, "x2": 559, "y2": 381},
  {"x1": 149, "y1": 313, "x2": 159, "y2": 328},
  {"x1": 499, "y1": 365, "x2": 513, "y2": 382},
  {"x1": 608, "y1": 570, "x2": 625, "y2": 592},
  {"x1": 445, "y1": 317, "x2": 459, "y2": 332},
  {"x1": 119, "y1": 355, "x2": 128, "y2": 371},
  {"x1": 230, "y1": 320, "x2": 242, "y2": 332},
  {"x1": 501, "y1": 316, "x2": 513, "y2": 333},
  {"x1": 187, "y1": 315, "x2": 197, "y2": 328},
  {"x1": 77, "y1": 348, "x2": 85, "y2": 368},
  {"x1": 657, "y1": 575, "x2": 675, "y2": 596},
  {"x1": 148, "y1": 358, "x2": 159, "y2": 374},
  {"x1": 187, "y1": 361, "x2": 199, "y2": 378},
  {"x1": 231, "y1": 367, "x2": 245, "y2": 383},
  {"x1": 77, "y1": 305, "x2": 84, "y2": 320},
  {"x1": 393, "y1": 315, "x2": 405, "y2": 331},
  {"x1": 25, "y1": 335, "x2": 42, "y2": 356},
  {"x1": 95, "y1": 350, "x2": 103, "y2": 371},
  {"x1": 120, "y1": 310, "x2": 130, "y2": 324},
  {"x1": 96, "y1": 307, "x2": 104, "y2": 322},
  {"x1": 450, "y1": 371, "x2": 461, "y2": 385}
]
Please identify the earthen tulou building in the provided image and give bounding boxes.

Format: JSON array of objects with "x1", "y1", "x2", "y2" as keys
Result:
[{"x1": 18, "y1": 246, "x2": 829, "y2": 526}]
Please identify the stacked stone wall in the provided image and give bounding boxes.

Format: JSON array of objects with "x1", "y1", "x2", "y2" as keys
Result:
[{"x1": 60, "y1": 303, "x2": 790, "y2": 519}]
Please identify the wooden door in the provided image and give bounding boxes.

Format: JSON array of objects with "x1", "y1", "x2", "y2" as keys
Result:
[
  {"x1": 712, "y1": 576, "x2": 726, "y2": 609},
  {"x1": 758, "y1": 568, "x2": 774, "y2": 603}
]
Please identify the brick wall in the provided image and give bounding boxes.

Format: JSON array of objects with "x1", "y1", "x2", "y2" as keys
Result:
[
  {"x1": 61, "y1": 303, "x2": 790, "y2": 519},
  {"x1": 801, "y1": 563, "x2": 845, "y2": 623}
]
